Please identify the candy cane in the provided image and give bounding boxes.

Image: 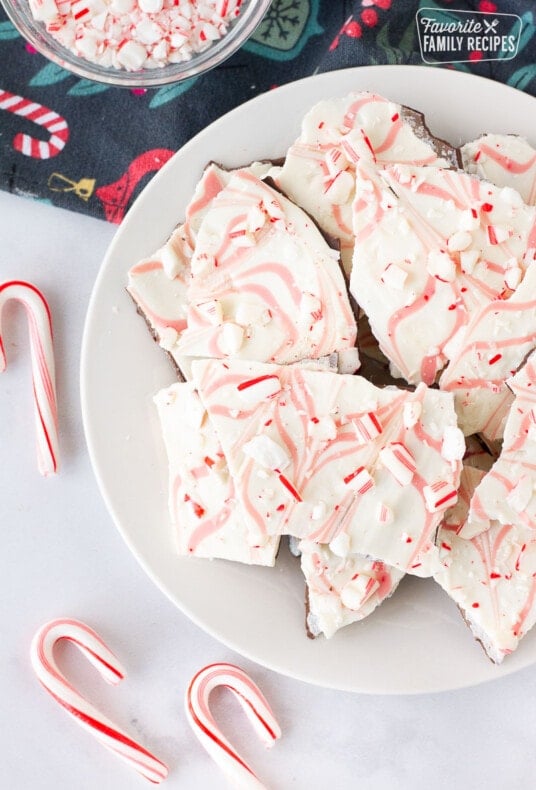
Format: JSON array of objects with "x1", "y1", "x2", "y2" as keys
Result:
[
  {"x1": 30, "y1": 618, "x2": 168, "y2": 784},
  {"x1": 0, "y1": 88, "x2": 69, "y2": 159},
  {"x1": 0, "y1": 280, "x2": 59, "y2": 476},
  {"x1": 185, "y1": 663, "x2": 281, "y2": 790}
]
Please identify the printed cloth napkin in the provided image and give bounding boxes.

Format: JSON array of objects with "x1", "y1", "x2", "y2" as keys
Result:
[{"x1": 0, "y1": 0, "x2": 534, "y2": 223}]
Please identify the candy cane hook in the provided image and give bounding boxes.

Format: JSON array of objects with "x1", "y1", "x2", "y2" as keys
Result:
[
  {"x1": 186, "y1": 663, "x2": 281, "y2": 790},
  {"x1": 0, "y1": 280, "x2": 59, "y2": 476},
  {"x1": 0, "y1": 88, "x2": 69, "y2": 159},
  {"x1": 30, "y1": 618, "x2": 168, "y2": 784}
]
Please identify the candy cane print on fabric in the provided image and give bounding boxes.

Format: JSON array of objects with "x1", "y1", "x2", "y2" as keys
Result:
[
  {"x1": 186, "y1": 663, "x2": 281, "y2": 790},
  {"x1": 0, "y1": 280, "x2": 59, "y2": 476},
  {"x1": 0, "y1": 89, "x2": 69, "y2": 159},
  {"x1": 95, "y1": 148, "x2": 174, "y2": 224},
  {"x1": 30, "y1": 619, "x2": 168, "y2": 784}
]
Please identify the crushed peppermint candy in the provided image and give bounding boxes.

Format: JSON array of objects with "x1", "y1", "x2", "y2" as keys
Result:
[
  {"x1": 242, "y1": 434, "x2": 290, "y2": 472},
  {"x1": 343, "y1": 465, "x2": 375, "y2": 494},
  {"x1": 423, "y1": 479, "x2": 458, "y2": 512},
  {"x1": 28, "y1": 0, "x2": 244, "y2": 71},
  {"x1": 352, "y1": 412, "x2": 383, "y2": 444},
  {"x1": 379, "y1": 442, "x2": 416, "y2": 486}
]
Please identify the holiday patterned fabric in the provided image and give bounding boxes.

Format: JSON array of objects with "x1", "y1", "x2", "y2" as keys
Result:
[{"x1": 0, "y1": 0, "x2": 534, "y2": 224}]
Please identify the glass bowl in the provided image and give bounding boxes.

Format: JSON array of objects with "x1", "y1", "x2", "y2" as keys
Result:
[{"x1": 0, "y1": 0, "x2": 271, "y2": 87}]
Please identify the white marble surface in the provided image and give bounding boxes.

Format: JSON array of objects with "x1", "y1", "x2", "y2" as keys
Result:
[{"x1": 2, "y1": 189, "x2": 536, "y2": 790}]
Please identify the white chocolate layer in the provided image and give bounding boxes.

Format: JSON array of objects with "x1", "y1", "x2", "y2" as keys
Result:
[
  {"x1": 439, "y1": 262, "x2": 536, "y2": 440},
  {"x1": 468, "y1": 351, "x2": 536, "y2": 538},
  {"x1": 350, "y1": 162, "x2": 536, "y2": 440},
  {"x1": 272, "y1": 92, "x2": 457, "y2": 274},
  {"x1": 301, "y1": 541, "x2": 404, "y2": 639},
  {"x1": 154, "y1": 381, "x2": 279, "y2": 564},
  {"x1": 191, "y1": 358, "x2": 462, "y2": 577},
  {"x1": 174, "y1": 170, "x2": 357, "y2": 365},
  {"x1": 462, "y1": 134, "x2": 536, "y2": 206},
  {"x1": 435, "y1": 465, "x2": 536, "y2": 664},
  {"x1": 127, "y1": 163, "x2": 272, "y2": 375}
]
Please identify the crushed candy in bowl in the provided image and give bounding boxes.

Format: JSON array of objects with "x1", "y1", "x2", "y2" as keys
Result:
[{"x1": 0, "y1": 0, "x2": 271, "y2": 86}]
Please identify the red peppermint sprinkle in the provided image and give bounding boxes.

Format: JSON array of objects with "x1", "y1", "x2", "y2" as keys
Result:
[
  {"x1": 278, "y1": 474, "x2": 302, "y2": 502},
  {"x1": 237, "y1": 374, "x2": 279, "y2": 392},
  {"x1": 363, "y1": 134, "x2": 375, "y2": 159},
  {"x1": 185, "y1": 494, "x2": 205, "y2": 518},
  {"x1": 488, "y1": 353, "x2": 502, "y2": 365},
  {"x1": 193, "y1": 502, "x2": 205, "y2": 518},
  {"x1": 481, "y1": 202, "x2": 494, "y2": 212}
]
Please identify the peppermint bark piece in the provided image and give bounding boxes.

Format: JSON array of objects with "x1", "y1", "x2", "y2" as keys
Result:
[
  {"x1": 192, "y1": 358, "x2": 463, "y2": 577},
  {"x1": 127, "y1": 162, "x2": 271, "y2": 375},
  {"x1": 439, "y1": 263, "x2": 536, "y2": 440},
  {"x1": 174, "y1": 170, "x2": 357, "y2": 366},
  {"x1": 350, "y1": 162, "x2": 536, "y2": 437},
  {"x1": 467, "y1": 351, "x2": 536, "y2": 538},
  {"x1": 462, "y1": 134, "x2": 536, "y2": 206},
  {"x1": 300, "y1": 541, "x2": 404, "y2": 639},
  {"x1": 271, "y1": 92, "x2": 458, "y2": 273},
  {"x1": 435, "y1": 466, "x2": 536, "y2": 664},
  {"x1": 154, "y1": 381, "x2": 279, "y2": 564}
]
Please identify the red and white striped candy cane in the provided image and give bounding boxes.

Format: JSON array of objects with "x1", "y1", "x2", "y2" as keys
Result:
[
  {"x1": 0, "y1": 280, "x2": 59, "y2": 476},
  {"x1": 30, "y1": 618, "x2": 168, "y2": 784},
  {"x1": 0, "y1": 88, "x2": 69, "y2": 159},
  {"x1": 186, "y1": 663, "x2": 281, "y2": 790}
]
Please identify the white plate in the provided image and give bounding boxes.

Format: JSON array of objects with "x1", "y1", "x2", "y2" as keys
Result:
[{"x1": 81, "y1": 65, "x2": 536, "y2": 694}]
